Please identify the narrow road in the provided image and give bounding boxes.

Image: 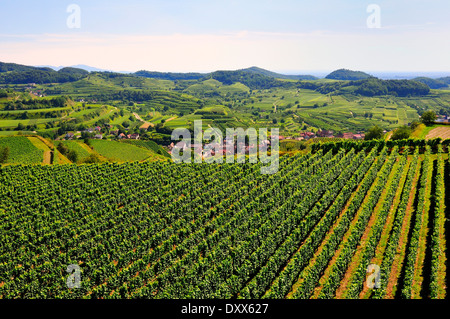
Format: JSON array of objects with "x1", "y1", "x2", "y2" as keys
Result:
[
  {"x1": 133, "y1": 112, "x2": 154, "y2": 129},
  {"x1": 165, "y1": 117, "x2": 177, "y2": 123}
]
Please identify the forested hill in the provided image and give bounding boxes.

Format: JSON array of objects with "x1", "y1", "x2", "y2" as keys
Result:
[
  {"x1": 0, "y1": 61, "x2": 53, "y2": 73},
  {"x1": 325, "y1": 68, "x2": 374, "y2": 81},
  {"x1": 0, "y1": 61, "x2": 436, "y2": 97},
  {"x1": 239, "y1": 66, "x2": 318, "y2": 81},
  {"x1": 413, "y1": 77, "x2": 449, "y2": 89},
  {"x1": 207, "y1": 70, "x2": 288, "y2": 90},
  {"x1": 134, "y1": 67, "x2": 318, "y2": 82},
  {"x1": 134, "y1": 70, "x2": 206, "y2": 81},
  {"x1": 299, "y1": 78, "x2": 430, "y2": 97},
  {"x1": 0, "y1": 62, "x2": 89, "y2": 84},
  {"x1": 437, "y1": 76, "x2": 450, "y2": 85},
  {"x1": 135, "y1": 69, "x2": 289, "y2": 90}
]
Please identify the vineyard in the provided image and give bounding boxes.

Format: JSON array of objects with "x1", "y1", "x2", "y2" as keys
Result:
[{"x1": 0, "y1": 144, "x2": 448, "y2": 299}]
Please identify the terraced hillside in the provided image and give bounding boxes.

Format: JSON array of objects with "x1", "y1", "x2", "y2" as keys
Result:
[{"x1": 0, "y1": 143, "x2": 447, "y2": 299}]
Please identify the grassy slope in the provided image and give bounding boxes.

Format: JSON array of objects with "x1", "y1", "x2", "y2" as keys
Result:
[
  {"x1": 0, "y1": 136, "x2": 43, "y2": 164},
  {"x1": 51, "y1": 74, "x2": 175, "y2": 96},
  {"x1": 89, "y1": 139, "x2": 165, "y2": 162},
  {"x1": 1, "y1": 78, "x2": 449, "y2": 139},
  {"x1": 119, "y1": 139, "x2": 171, "y2": 158},
  {"x1": 61, "y1": 140, "x2": 94, "y2": 162},
  {"x1": 26, "y1": 137, "x2": 52, "y2": 164},
  {"x1": 410, "y1": 124, "x2": 450, "y2": 140}
]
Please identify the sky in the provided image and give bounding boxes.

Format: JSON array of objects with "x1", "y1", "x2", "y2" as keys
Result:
[{"x1": 0, "y1": 0, "x2": 449, "y2": 73}]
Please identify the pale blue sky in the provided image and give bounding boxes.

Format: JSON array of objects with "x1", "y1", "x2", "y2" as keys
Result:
[{"x1": 0, "y1": 0, "x2": 449, "y2": 72}]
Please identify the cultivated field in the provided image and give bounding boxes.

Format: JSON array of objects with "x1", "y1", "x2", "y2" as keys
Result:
[
  {"x1": 427, "y1": 126, "x2": 450, "y2": 140},
  {"x1": 0, "y1": 136, "x2": 44, "y2": 164},
  {"x1": 89, "y1": 139, "x2": 165, "y2": 162},
  {"x1": 0, "y1": 144, "x2": 447, "y2": 299}
]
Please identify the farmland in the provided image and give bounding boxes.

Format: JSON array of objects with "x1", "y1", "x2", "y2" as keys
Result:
[
  {"x1": 1, "y1": 62, "x2": 449, "y2": 301},
  {"x1": 0, "y1": 136, "x2": 167, "y2": 165},
  {"x1": 0, "y1": 136, "x2": 44, "y2": 164},
  {"x1": 2, "y1": 68, "x2": 450, "y2": 141},
  {"x1": 427, "y1": 126, "x2": 450, "y2": 140},
  {"x1": 89, "y1": 140, "x2": 166, "y2": 162},
  {"x1": 0, "y1": 142, "x2": 447, "y2": 299}
]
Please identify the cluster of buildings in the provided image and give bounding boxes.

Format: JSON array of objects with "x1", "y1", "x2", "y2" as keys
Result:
[
  {"x1": 64, "y1": 126, "x2": 140, "y2": 141},
  {"x1": 436, "y1": 115, "x2": 450, "y2": 123},
  {"x1": 168, "y1": 128, "x2": 369, "y2": 156},
  {"x1": 84, "y1": 126, "x2": 102, "y2": 134},
  {"x1": 25, "y1": 84, "x2": 45, "y2": 97},
  {"x1": 117, "y1": 133, "x2": 140, "y2": 140},
  {"x1": 336, "y1": 132, "x2": 366, "y2": 140},
  {"x1": 169, "y1": 136, "x2": 272, "y2": 157},
  {"x1": 65, "y1": 131, "x2": 103, "y2": 140},
  {"x1": 108, "y1": 129, "x2": 140, "y2": 140},
  {"x1": 280, "y1": 130, "x2": 366, "y2": 141}
]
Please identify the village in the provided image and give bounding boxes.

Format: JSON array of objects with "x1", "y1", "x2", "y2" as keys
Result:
[
  {"x1": 167, "y1": 128, "x2": 369, "y2": 157},
  {"x1": 59, "y1": 114, "x2": 450, "y2": 155},
  {"x1": 63, "y1": 125, "x2": 140, "y2": 141}
]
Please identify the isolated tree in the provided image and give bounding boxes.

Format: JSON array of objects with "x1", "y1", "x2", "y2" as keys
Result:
[
  {"x1": 365, "y1": 125, "x2": 384, "y2": 140},
  {"x1": 84, "y1": 138, "x2": 92, "y2": 148},
  {"x1": 67, "y1": 150, "x2": 78, "y2": 163},
  {"x1": 0, "y1": 146, "x2": 9, "y2": 164},
  {"x1": 391, "y1": 126, "x2": 412, "y2": 140},
  {"x1": 82, "y1": 154, "x2": 101, "y2": 164},
  {"x1": 57, "y1": 143, "x2": 69, "y2": 156},
  {"x1": 421, "y1": 110, "x2": 437, "y2": 126}
]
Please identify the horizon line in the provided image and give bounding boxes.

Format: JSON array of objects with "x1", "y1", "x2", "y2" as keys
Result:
[{"x1": 25, "y1": 63, "x2": 450, "y2": 78}]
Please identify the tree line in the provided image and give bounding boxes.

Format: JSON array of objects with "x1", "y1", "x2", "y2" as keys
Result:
[{"x1": 3, "y1": 96, "x2": 69, "y2": 110}]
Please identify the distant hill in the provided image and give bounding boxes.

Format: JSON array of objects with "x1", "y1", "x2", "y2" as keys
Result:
[
  {"x1": 133, "y1": 66, "x2": 318, "y2": 82},
  {"x1": 300, "y1": 77, "x2": 430, "y2": 97},
  {"x1": 0, "y1": 62, "x2": 53, "y2": 73},
  {"x1": 58, "y1": 67, "x2": 90, "y2": 76},
  {"x1": 70, "y1": 64, "x2": 113, "y2": 73},
  {"x1": 412, "y1": 77, "x2": 448, "y2": 89},
  {"x1": 437, "y1": 76, "x2": 450, "y2": 85},
  {"x1": 326, "y1": 69, "x2": 374, "y2": 81},
  {"x1": 207, "y1": 70, "x2": 286, "y2": 90},
  {"x1": 240, "y1": 66, "x2": 318, "y2": 81},
  {"x1": 37, "y1": 64, "x2": 117, "y2": 73},
  {"x1": 134, "y1": 70, "x2": 205, "y2": 81},
  {"x1": 0, "y1": 61, "x2": 89, "y2": 84}
]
